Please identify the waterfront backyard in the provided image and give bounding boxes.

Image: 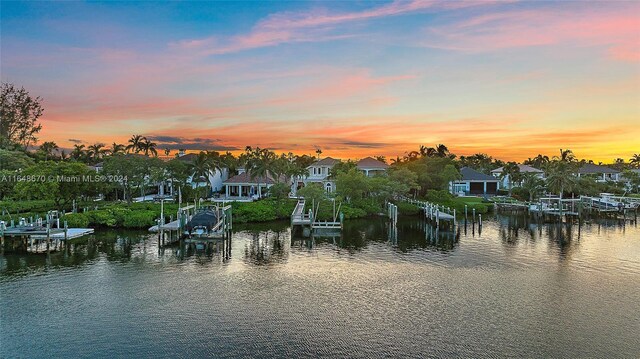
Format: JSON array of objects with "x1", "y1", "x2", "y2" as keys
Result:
[{"x1": 2, "y1": 216, "x2": 639, "y2": 358}]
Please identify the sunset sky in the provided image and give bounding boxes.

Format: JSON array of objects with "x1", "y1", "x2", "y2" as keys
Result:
[{"x1": 1, "y1": 1, "x2": 639, "y2": 162}]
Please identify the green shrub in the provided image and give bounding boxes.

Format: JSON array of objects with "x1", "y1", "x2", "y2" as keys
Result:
[
  {"x1": 425, "y1": 190, "x2": 454, "y2": 203},
  {"x1": 64, "y1": 213, "x2": 90, "y2": 228},
  {"x1": 123, "y1": 211, "x2": 158, "y2": 228},
  {"x1": 511, "y1": 187, "x2": 528, "y2": 201},
  {"x1": 87, "y1": 210, "x2": 118, "y2": 227},
  {"x1": 339, "y1": 205, "x2": 367, "y2": 219},
  {"x1": 395, "y1": 202, "x2": 420, "y2": 216},
  {"x1": 421, "y1": 190, "x2": 492, "y2": 215},
  {"x1": 347, "y1": 199, "x2": 379, "y2": 215},
  {"x1": 0, "y1": 200, "x2": 56, "y2": 214},
  {"x1": 232, "y1": 201, "x2": 278, "y2": 223}
]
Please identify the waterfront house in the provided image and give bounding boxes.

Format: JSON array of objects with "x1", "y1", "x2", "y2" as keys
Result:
[
  {"x1": 577, "y1": 163, "x2": 620, "y2": 182},
  {"x1": 222, "y1": 171, "x2": 284, "y2": 200},
  {"x1": 356, "y1": 157, "x2": 389, "y2": 177},
  {"x1": 450, "y1": 167, "x2": 499, "y2": 196},
  {"x1": 297, "y1": 157, "x2": 341, "y2": 193},
  {"x1": 491, "y1": 164, "x2": 544, "y2": 189},
  {"x1": 176, "y1": 152, "x2": 230, "y2": 193}
]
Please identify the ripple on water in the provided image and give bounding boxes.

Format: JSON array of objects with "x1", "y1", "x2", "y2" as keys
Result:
[{"x1": 1, "y1": 218, "x2": 640, "y2": 358}]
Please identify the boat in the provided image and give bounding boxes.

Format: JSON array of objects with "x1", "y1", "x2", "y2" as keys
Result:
[{"x1": 185, "y1": 209, "x2": 220, "y2": 237}]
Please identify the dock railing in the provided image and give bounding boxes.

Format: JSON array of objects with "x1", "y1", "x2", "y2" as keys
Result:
[{"x1": 399, "y1": 196, "x2": 456, "y2": 228}]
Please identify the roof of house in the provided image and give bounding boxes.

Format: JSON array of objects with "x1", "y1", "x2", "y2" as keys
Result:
[
  {"x1": 356, "y1": 157, "x2": 389, "y2": 170},
  {"x1": 310, "y1": 157, "x2": 340, "y2": 167},
  {"x1": 491, "y1": 164, "x2": 543, "y2": 174},
  {"x1": 223, "y1": 172, "x2": 284, "y2": 185},
  {"x1": 460, "y1": 167, "x2": 499, "y2": 181},
  {"x1": 175, "y1": 153, "x2": 198, "y2": 162},
  {"x1": 578, "y1": 163, "x2": 620, "y2": 174}
]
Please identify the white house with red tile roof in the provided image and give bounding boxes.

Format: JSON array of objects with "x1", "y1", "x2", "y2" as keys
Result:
[{"x1": 222, "y1": 171, "x2": 286, "y2": 200}]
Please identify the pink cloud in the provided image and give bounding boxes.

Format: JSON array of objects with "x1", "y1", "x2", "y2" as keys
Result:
[
  {"x1": 422, "y1": 4, "x2": 640, "y2": 62},
  {"x1": 258, "y1": 0, "x2": 502, "y2": 30},
  {"x1": 173, "y1": 1, "x2": 502, "y2": 55},
  {"x1": 609, "y1": 43, "x2": 640, "y2": 62}
]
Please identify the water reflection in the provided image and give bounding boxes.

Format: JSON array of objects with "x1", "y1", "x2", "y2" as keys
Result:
[
  {"x1": 243, "y1": 229, "x2": 289, "y2": 265},
  {"x1": 0, "y1": 229, "x2": 150, "y2": 277},
  {"x1": 1, "y1": 215, "x2": 638, "y2": 278}
]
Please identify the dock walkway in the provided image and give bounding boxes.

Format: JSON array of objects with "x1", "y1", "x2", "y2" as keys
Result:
[
  {"x1": 400, "y1": 197, "x2": 456, "y2": 221},
  {"x1": 291, "y1": 198, "x2": 312, "y2": 225}
]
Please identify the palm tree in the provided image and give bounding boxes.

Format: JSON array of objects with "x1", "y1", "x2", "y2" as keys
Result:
[
  {"x1": 546, "y1": 161, "x2": 577, "y2": 216},
  {"x1": 126, "y1": 134, "x2": 144, "y2": 154},
  {"x1": 164, "y1": 148, "x2": 171, "y2": 156},
  {"x1": 268, "y1": 155, "x2": 287, "y2": 184},
  {"x1": 521, "y1": 172, "x2": 545, "y2": 202},
  {"x1": 109, "y1": 142, "x2": 125, "y2": 156},
  {"x1": 39, "y1": 141, "x2": 58, "y2": 160},
  {"x1": 189, "y1": 152, "x2": 212, "y2": 199},
  {"x1": 71, "y1": 144, "x2": 87, "y2": 162},
  {"x1": 206, "y1": 151, "x2": 224, "y2": 178},
  {"x1": 435, "y1": 144, "x2": 450, "y2": 158},
  {"x1": 288, "y1": 162, "x2": 308, "y2": 183},
  {"x1": 405, "y1": 151, "x2": 420, "y2": 161},
  {"x1": 500, "y1": 161, "x2": 521, "y2": 197},
  {"x1": 221, "y1": 151, "x2": 238, "y2": 174},
  {"x1": 374, "y1": 155, "x2": 386, "y2": 164},
  {"x1": 629, "y1": 154, "x2": 640, "y2": 168},
  {"x1": 245, "y1": 147, "x2": 276, "y2": 197},
  {"x1": 419, "y1": 145, "x2": 429, "y2": 157},
  {"x1": 524, "y1": 154, "x2": 550, "y2": 170},
  {"x1": 87, "y1": 143, "x2": 107, "y2": 162},
  {"x1": 140, "y1": 138, "x2": 158, "y2": 157},
  {"x1": 556, "y1": 148, "x2": 576, "y2": 163},
  {"x1": 390, "y1": 156, "x2": 403, "y2": 165},
  {"x1": 315, "y1": 148, "x2": 323, "y2": 159}
]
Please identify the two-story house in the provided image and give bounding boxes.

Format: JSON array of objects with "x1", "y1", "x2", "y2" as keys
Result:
[
  {"x1": 295, "y1": 157, "x2": 340, "y2": 194},
  {"x1": 577, "y1": 163, "x2": 620, "y2": 182}
]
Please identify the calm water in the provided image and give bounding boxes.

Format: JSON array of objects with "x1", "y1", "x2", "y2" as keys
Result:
[{"x1": 1, "y1": 215, "x2": 640, "y2": 358}]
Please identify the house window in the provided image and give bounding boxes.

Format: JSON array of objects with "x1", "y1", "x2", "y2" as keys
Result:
[{"x1": 325, "y1": 182, "x2": 332, "y2": 192}]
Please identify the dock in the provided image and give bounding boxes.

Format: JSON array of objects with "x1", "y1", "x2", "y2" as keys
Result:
[
  {"x1": 150, "y1": 203, "x2": 233, "y2": 246},
  {"x1": 31, "y1": 228, "x2": 95, "y2": 240},
  {"x1": 490, "y1": 194, "x2": 640, "y2": 223},
  {"x1": 400, "y1": 197, "x2": 457, "y2": 228},
  {"x1": 493, "y1": 197, "x2": 529, "y2": 213},
  {"x1": 290, "y1": 197, "x2": 343, "y2": 234},
  {"x1": 291, "y1": 198, "x2": 312, "y2": 225},
  {"x1": 1, "y1": 211, "x2": 94, "y2": 253}
]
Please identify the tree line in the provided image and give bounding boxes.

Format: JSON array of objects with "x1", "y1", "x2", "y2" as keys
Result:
[{"x1": 1, "y1": 82, "x2": 639, "y2": 210}]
